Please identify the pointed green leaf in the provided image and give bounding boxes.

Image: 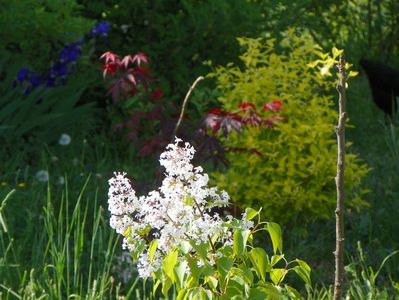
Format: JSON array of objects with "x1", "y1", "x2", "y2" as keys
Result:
[
  {"x1": 267, "y1": 222, "x2": 283, "y2": 253},
  {"x1": 205, "y1": 276, "x2": 218, "y2": 289},
  {"x1": 271, "y1": 254, "x2": 284, "y2": 267},
  {"x1": 293, "y1": 259, "x2": 311, "y2": 285},
  {"x1": 233, "y1": 229, "x2": 251, "y2": 256},
  {"x1": 174, "y1": 261, "x2": 187, "y2": 290},
  {"x1": 200, "y1": 289, "x2": 213, "y2": 300},
  {"x1": 162, "y1": 250, "x2": 178, "y2": 281},
  {"x1": 270, "y1": 268, "x2": 288, "y2": 285},
  {"x1": 161, "y1": 276, "x2": 173, "y2": 296},
  {"x1": 244, "y1": 207, "x2": 259, "y2": 221},
  {"x1": 148, "y1": 239, "x2": 159, "y2": 262},
  {"x1": 176, "y1": 288, "x2": 188, "y2": 300},
  {"x1": 285, "y1": 285, "x2": 302, "y2": 299},
  {"x1": 249, "y1": 247, "x2": 270, "y2": 281},
  {"x1": 217, "y1": 256, "x2": 234, "y2": 289},
  {"x1": 249, "y1": 288, "x2": 268, "y2": 300}
]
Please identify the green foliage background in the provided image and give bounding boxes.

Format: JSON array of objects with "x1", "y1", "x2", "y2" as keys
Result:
[
  {"x1": 210, "y1": 30, "x2": 369, "y2": 224},
  {"x1": 78, "y1": 0, "x2": 263, "y2": 99},
  {"x1": 1, "y1": 0, "x2": 399, "y2": 297}
]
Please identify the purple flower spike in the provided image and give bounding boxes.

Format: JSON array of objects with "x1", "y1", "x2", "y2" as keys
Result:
[
  {"x1": 90, "y1": 21, "x2": 110, "y2": 37},
  {"x1": 17, "y1": 68, "x2": 30, "y2": 82},
  {"x1": 29, "y1": 73, "x2": 41, "y2": 87},
  {"x1": 59, "y1": 42, "x2": 82, "y2": 64}
]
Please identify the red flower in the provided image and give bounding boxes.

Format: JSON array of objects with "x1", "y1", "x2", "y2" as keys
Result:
[
  {"x1": 239, "y1": 102, "x2": 255, "y2": 110},
  {"x1": 263, "y1": 100, "x2": 282, "y2": 111}
]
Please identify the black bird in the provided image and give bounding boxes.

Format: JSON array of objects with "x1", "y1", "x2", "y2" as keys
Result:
[{"x1": 359, "y1": 59, "x2": 399, "y2": 117}]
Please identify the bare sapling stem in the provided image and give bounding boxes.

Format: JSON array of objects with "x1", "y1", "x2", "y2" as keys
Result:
[
  {"x1": 334, "y1": 55, "x2": 347, "y2": 300},
  {"x1": 173, "y1": 76, "x2": 204, "y2": 139}
]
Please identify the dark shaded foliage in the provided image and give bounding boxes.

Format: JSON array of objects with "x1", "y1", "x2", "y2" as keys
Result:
[{"x1": 360, "y1": 59, "x2": 399, "y2": 117}]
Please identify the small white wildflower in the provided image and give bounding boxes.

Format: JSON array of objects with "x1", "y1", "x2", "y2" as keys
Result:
[
  {"x1": 51, "y1": 156, "x2": 59, "y2": 163},
  {"x1": 57, "y1": 176, "x2": 65, "y2": 185},
  {"x1": 36, "y1": 170, "x2": 49, "y2": 182},
  {"x1": 72, "y1": 158, "x2": 79, "y2": 166},
  {"x1": 120, "y1": 24, "x2": 130, "y2": 33},
  {"x1": 58, "y1": 133, "x2": 71, "y2": 146}
]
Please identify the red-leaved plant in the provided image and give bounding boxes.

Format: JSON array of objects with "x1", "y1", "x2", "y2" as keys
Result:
[
  {"x1": 101, "y1": 51, "x2": 178, "y2": 157},
  {"x1": 100, "y1": 51, "x2": 152, "y2": 102},
  {"x1": 202, "y1": 100, "x2": 285, "y2": 137}
]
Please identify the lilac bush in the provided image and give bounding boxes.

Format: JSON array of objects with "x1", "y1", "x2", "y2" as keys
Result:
[{"x1": 107, "y1": 138, "x2": 311, "y2": 298}]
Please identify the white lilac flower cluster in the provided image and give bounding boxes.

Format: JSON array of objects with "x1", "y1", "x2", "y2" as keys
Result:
[{"x1": 108, "y1": 138, "x2": 234, "y2": 278}]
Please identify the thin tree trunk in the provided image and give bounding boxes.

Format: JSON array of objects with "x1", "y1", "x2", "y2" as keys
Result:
[
  {"x1": 333, "y1": 55, "x2": 347, "y2": 300},
  {"x1": 173, "y1": 76, "x2": 204, "y2": 139}
]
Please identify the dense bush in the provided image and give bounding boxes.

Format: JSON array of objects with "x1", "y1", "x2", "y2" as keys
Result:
[{"x1": 209, "y1": 30, "x2": 369, "y2": 225}]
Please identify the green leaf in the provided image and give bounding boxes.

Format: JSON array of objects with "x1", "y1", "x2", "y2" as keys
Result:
[
  {"x1": 190, "y1": 241, "x2": 209, "y2": 260},
  {"x1": 174, "y1": 261, "x2": 187, "y2": 290},
  {"x1": 153, "y1": 279, "x2": 161, "y2": 295},
  {"x1": 248, "y1": 288, "x2": 268, "y2": 300},
  {"x1": 200, "y1": 289, "x2": 213, "y2": 300},
  {"x1": 148, "y1": 239, "x2": 159, "y2": 263},
  {"x1": 270, "y1": 254, "x2": 284, "y2": 267},
  {"x1": 258, "y1": 283, "x2": 284, "y2": 299},
  {"x1": 183, "y1": 195, "x2": 195, "y2": 206},
  {"x1": 161, "y1": 276, "x2": 173, "y2": 296},
  {"x1": 234, "y1": 265, "x2": 254, "y2": 285},
  {"x1": 332, "y1": 47, "x2": 343, "y2": 58},
  {"x1": 187, "y1": 288, "x2": 200, "y2": 299},
  {"x1": 233, "y1": 229, "x2": 251, "y2": 256},
  {"x1": 136, "y1": 225, "x2": 152, "y2": 236},
  {"x1": 130, "y1": 239, "x2": 146, "y2": 261},
  {"x1": 205, "y1": 276, "x2": 218, "y2": 289},
  {"x1": 225, "y1": 276, "x2": 246, "y2": 298},
  {"x1": 270, "y1": 268, "x2": 288, "y2": 285},
  {"x1": 123, "y1": 226, "x2": 131, "y2": 237},
  {"x1": 187, "y1": 257, "x2": 201, "y2": 284},
  {"x1": 267, "y1": 222, "x2": 283, "y2": 253},
  {"x1": 217, "y1": 256, "x2": 234, "y2": 289},
  {"x1": 244, "y1": 207, "x2": 259, "y2": 221},
  {"x1": 176, "y1": 288, "x2": 188, "y2": 300},
  {"x1": 162, "y1": 250, "x2": 178, "y2": 281},
  {"x1": 293, "y1": 259, "x2": 311, "y2": 285},
  {"x1": 249, "y1": 247, "x2": 270, "y2": 281}
]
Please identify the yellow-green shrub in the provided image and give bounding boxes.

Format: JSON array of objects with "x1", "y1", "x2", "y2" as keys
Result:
[{"x1": 209, "y1": 29, "x2": 369, "y2": 225}]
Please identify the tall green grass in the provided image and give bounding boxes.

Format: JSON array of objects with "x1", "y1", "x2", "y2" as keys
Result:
[{"x1": 0, "y1": 175, "x2": 141, "y2": 299}]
